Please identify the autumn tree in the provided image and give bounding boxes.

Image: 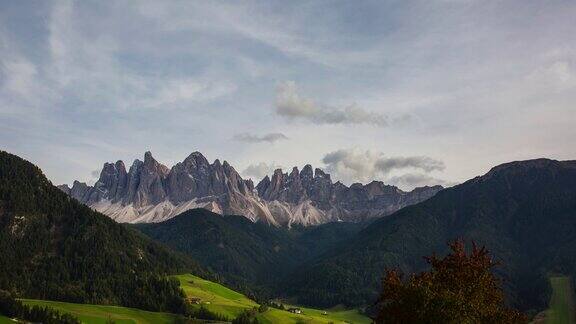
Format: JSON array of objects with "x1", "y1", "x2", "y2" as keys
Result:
[{"x1": 375, "y1": 240, "x2": 527, "y2": 324}]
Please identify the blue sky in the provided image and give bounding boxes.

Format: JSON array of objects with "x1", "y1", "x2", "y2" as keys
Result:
[{"x1": 1, "y1": 0, "x2": 575, "y2": 189}]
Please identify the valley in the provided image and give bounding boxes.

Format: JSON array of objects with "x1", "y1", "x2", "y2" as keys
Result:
[
  {"x1": 175, "y1": 274, "x2": 371, "y2": 324},
  {"x1": 20, "y1": 300, "x2": 190, "y2": 324},
  {"x1": 14, "y1": 274, "x2": 370, "y2": 324},
  {"x1": 1, "y1": 151, "x2": 575, "y2": 323}
]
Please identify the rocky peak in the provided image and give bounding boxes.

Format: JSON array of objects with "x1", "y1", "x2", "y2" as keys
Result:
[
  {"x1": 143, "y1": 151, "x2": 169, "y2": 176},
  {"x1": 57, "y1": 184, "x2": 71, "y2": 195},
  {"x1": 127, "y1": 152, "x2": 169, "y2": 207},
  {"x1": 70, "y1": 180, "x2": 91, "y2": 202},
  {"x1": 314, "y1": 168, "x2": 330, "y2": 180},
  {"x1": 62, "y1": 151, "x2": 444, "y2": 226},
  {"x1": 90, "y1": 160, "x2": 128, "y2": 203},
  {"x1": 261, "y1": 169, "x2": 287, "y2": 201},
  {"x1": 244, "y1": 179, "x2": 255, "y2": 192},
  {"x1": 181, "y1": 152, "x2": 211, "y2": 173},
  {"x1": 289, "y1": 167, "x2": 300, "y2": 178},
  {"x1": 300, "y1": 164, "x2": 313, "y2": 181},
  {"x1": 256, "y1": 175, "x2": 271, "y2": 197}
]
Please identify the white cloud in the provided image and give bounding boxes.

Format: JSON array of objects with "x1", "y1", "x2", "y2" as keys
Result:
[
  {"x1": 275, "y1": 81, "x2": 389, "y2": 126},
  {"x1": 233, "y1": 132, "x2": 288, "y2": 143},
  {"x1": 1, "y1": 0, "x2": 575, "y2": 188},
  {"x1": 387, "y1": 173, "x2": 456, "y2": 190},
  {"x1": 322, "y1": 149, "x2": 445, "y2": 186},
  {"x1": 242, "y1": 162, "x2": 283, "y2": 180},
  {"x1": 141, "y1": 79, "x2": 237, "y2": 109}
]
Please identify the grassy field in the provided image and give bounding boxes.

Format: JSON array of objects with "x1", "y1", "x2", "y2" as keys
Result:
[
  {"x1": 174, "y1": 273, "x2": 371, "y2": 324},
  {"x1": 0, "y1": 315, "x2": 17, "y2": 324},
  {"x1": 6, "y1": 274, "x2": 370, "y2": 324},
  {"x1": 545, "y1": 276, "x2": 576, "y2": 324},
  {"x1": 174, "y1": 273, "x2": 258, "y2": 319},
  {"x1": 21, "y1": 299, "x2": 190, "y2": 324}
]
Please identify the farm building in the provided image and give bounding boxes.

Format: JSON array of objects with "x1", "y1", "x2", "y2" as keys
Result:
[{"x1": 288, "y1": 308, "x2": 302, "y2": 314}]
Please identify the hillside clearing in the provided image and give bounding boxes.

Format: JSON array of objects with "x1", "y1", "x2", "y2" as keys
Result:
[
  {"x1": 174, "y1": 273, "x2": 371, "y2": 324},
  {"x1": 21, "y1": 299, "x2": 190, "y2": 324}
]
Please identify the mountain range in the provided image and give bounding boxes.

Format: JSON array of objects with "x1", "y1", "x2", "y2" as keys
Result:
[
  {"x1": 2, "y1": 149, "x2": 576, "y2": 318},
  {"x1": 59, "y1": 151, "x2": 442, "y2": 226},
  {"x1": 134, "y1": 208, "x2": 365, "y2": 298},
  {"x1": 284, "y1": 158, "x2": 576, "y2": 312},
  {"x1": 129, "y1": 157, "x2": 576, "y2": 314}
]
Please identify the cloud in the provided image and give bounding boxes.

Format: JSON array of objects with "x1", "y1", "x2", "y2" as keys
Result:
[
  {"x1": 140, "y1": 79, "x2": 237, "y2": 109},
  {"x1": 275, "y1": 81, "x2": 389, "y2": 126},
  {"x1": 387, "y1": 173, "x2": 455, "y2": 190},
  {"x1": 322, "y1": 149, "x2": 445, "y2": 187},
  {"x1": 2, "y1": 1, "x2": 576, "y2": 188},
  {"x1": 242, "y1": 162, "x2": 283, "y2": 180},
  {"x1": 233, "y1": 132, "x2": 288, "y2": 143},
  {"x1": 374, "y1": 156, "x2": 445, "y2": 173}
]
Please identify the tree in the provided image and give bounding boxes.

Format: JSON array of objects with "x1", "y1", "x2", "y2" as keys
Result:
[{"x1": 375, "y1": 240, "x2": 527, "y2": 324}]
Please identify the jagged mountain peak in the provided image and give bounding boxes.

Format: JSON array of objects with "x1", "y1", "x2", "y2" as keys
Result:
[
  {"x1": 301, "y1": 164, "x2": 313, "y2": 180},
  {"x1": 182, "y1": 151, "x2": 210, "y2": 167},
  {"x1": 290, "y1": 166, "x2": 299, "y2": 175},
  {"x1": 144, "y1": 150, "x2": 153, "y2": 160},
  {"x1": 62, "y1": 151, "x2": 443, "y2": 226},
  {"x1": 314, "y1": 168, "x2": 330, "y2": 180}
]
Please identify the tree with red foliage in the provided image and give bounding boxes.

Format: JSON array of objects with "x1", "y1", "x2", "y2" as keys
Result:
[{"x1": 375, "y1": 240, "x2": 527, "y2": 324}]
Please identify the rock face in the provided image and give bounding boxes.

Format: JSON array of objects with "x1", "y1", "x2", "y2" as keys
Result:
[
  {"x1": 255, "y1": 166, "x2": 442, "y2": 224},
  {"x1": 62, "y1": 151, "x2": 443, "y2": 225}
]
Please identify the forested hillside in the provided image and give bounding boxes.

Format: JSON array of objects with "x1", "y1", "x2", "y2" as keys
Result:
[
  {"x1": 0, "y1": 151, "x2": 207, "y2": 313},
  {"x1": 135, "y1": 209, "x2": 364, "y2": 299},
  {"x1": 286, "y1": 159, "x2": 576, "y2": 313}
]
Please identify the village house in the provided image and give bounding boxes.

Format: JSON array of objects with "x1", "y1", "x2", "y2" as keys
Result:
[{"x1": 288, "y1": 308, "x2": 302, "y2": 314}]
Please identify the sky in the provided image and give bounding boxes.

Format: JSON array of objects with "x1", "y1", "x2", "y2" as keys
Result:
[{"x1": 1, "y1": 0, "x2": 575, "y2": 190}]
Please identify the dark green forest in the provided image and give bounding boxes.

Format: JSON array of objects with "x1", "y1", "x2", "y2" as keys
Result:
[
  {"x1": 134, "y1": 208, "x2": 364, "y2": 300},
  {"x1": 2, "y1": 149, "x2": 575, "y2": 319},
  {"x1": 0, "y1": 151, "x2": 207, "y2": 313},
  {"x1": 284, "y1": 159, "x2": 576, "y2": 313}
]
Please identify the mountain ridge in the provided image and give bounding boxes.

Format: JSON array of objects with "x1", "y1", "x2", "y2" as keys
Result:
[
  {"x1": 0, "y1": 150, "x2": 206, "y2": 313},
  {"x1": 133, "y1": 208, "x2": 366, "y2": 298},
  {"x1": 60, "y1": 151, "x2": 443, "y2": 226},
  {"x1": 283, "y1": 157, "x2": 576, "y2": 311}
]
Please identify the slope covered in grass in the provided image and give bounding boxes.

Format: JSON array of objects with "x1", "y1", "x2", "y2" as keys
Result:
[
  {"x1": 174, "y1": 274, "x2": 257, "y2": 319},
  {"x1": 21, "y1": 299, "x2": 192, "y2": 324},
  {"x1": 545, "y1": 277, "x2": 576, "y2": 324},
  {"x1": 174, "y1": 274, "x2": 370, "y2": 324}
]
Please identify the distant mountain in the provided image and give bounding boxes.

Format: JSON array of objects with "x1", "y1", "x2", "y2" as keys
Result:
[
  {"x1": 134, "y1": 208, "x2": 365, "y2": 298},
  {"x1": 284, "y1": 158, "x2": 576, "y2": 312},
  {"x1": 61, "y1": 151, "x2": 442, "y2": 225},
  {"x1": 256, "y1": 166, "x2": 442, "y2": 224},
  {"x1": 0, "y1": 151, "x2": 206, "y2": 313}
]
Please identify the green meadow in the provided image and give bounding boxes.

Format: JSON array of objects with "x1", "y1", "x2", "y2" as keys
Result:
[
  {"x1": 544, "y1": 276, "x2": 576, "y2": 324},
  {"x1": 0, "y1": 315, "x2": 17, "y2": 324},
  {"x1": 8, "y1": 274, "x2": 371, "y2": 324},
  {"x1": 174, "y1": 273, "x2": 371, "y2": 324},
  {"x1": 21, "y1": 299, "x2": 190, "y2": 324}
]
